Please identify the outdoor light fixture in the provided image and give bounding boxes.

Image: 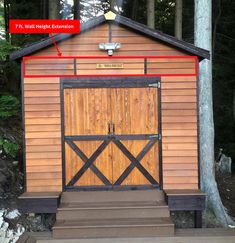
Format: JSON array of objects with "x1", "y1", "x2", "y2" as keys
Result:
[{"x1": 99, "y1": 43, "x2": 121, "y2": 56}]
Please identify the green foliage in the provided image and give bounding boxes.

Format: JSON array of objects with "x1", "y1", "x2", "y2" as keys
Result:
[
  {"x1": 0, "y1": 137, "x2": 20, "y2": 158},
  {"x1": 0, "y1": 40, "x2": 19, "y2": 61},
  {"x1": 0, "y1": 96, "x2": 19, "y2": 120},
  {"x1": 10, "y1": 0, "x2": 46, "y2": 47}
]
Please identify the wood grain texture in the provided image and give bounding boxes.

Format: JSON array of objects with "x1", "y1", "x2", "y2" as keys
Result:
[
  {"x1": 64, "y1": 88, "x2": 112, "y2": 186},
  {"x1": 63, "y1": 87, "x2": 159, "y2": 186},
  {"x1": 24, "y1": 78, "x2": 62, "y2": 192},
  {"x1": 161, "y1": 73, "x2": 198, "y2": 190},
  {"x1": 25, "y1": 24, "x2": 196, "y2": 76},
  {"x1": 23, "y1": 23, "x2": 199, "y2": 192},
  {"x1": 111, "y1": 88, "x2": 159, "y2": 185}
]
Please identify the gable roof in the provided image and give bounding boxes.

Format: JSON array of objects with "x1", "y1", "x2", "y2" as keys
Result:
[{"x1": 10, "y1": 12, "x2": 210, "y2": 60}]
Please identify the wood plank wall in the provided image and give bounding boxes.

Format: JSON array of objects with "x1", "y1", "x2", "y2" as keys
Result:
[
  {"x1": 24, "y1": 77, "x2": 62, "y2": 192},
  {"x1": 23, "y1": 23, "x2": 198, "y2": 192},
  {"x1": 25, "y1": 58, "x2": 196, "y2": 76},
  {"x1": 161, "y1": 76, "x2": 198, "y2": 189}
]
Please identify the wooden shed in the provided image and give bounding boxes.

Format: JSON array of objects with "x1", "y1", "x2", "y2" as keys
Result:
[{"x1": 11, "y1": 12, "x2": 209, "y2": 236}]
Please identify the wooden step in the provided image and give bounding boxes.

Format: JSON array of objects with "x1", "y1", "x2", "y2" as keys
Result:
[
  {"x1": 61, "y1": 190, "x2": 164, "y2": 204},
  {"x1": 53, "y1": 217, "x2": 175, "y2": 239},
  {"x1": 57, "y1": 201, "x2": 170, "y2": 220}
]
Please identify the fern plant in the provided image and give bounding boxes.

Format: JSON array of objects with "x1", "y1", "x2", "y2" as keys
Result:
[
  {"x1": 0, "y1": 138, "x2": 20, "y2": 158},
  {"x1": 0, "y1": 96, "x2": 19, "y2": 120}
]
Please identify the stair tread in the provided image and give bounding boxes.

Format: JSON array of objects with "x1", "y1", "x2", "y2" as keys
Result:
[
  {"x1": 58, "y1": 201, "x2": 167, "y2": 210},
  {"x1": 53, "y1": 217, "x2": 174, "y2": 229}
]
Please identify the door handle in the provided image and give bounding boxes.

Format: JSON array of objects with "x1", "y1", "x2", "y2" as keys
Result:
[
  {"x1": 108, "y1": 122, "x2": 115, "y2": 135},
  {"x1": 113, "y1": 123, "x2": 115, "y2": 134},
  {"x1": 108, "y1": 122, "x2": 111, "y2": 134}
]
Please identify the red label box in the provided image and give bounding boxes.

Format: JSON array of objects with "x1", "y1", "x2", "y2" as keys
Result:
[{"x1": 10, "y1": 19, "x2": 80, "y2": 34}]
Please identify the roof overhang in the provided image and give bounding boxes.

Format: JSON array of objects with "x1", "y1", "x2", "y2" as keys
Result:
[{"x1": 10, "y1": 12, "x2": 210, "y2": 61}]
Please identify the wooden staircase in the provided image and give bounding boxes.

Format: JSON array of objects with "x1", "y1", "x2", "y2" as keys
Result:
[{"x1": 53, "y1": 190, "x2": 174, "y2": 239}]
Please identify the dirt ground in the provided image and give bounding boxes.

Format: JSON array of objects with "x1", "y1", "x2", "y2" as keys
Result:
[{"x1": 216, "y1": 172, "x2": 235, "y2": 219}]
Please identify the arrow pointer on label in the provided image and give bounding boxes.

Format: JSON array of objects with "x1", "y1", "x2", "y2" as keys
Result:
[{"x1": 49, "y1": 33, "x2": 62, "y2": 57}]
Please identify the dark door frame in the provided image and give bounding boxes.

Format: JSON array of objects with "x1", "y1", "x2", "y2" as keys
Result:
[{"x1": 60, "y1": 76, "x2": 163, "y2": 191}]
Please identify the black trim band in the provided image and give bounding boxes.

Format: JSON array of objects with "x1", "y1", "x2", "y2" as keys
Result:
[{"x1": 62, "y1": 76, "x2": 160, "y2": 89}]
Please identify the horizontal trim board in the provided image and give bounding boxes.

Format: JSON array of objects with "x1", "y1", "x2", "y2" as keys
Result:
[
  {"x1": 163, "y1": 163, "x2": 198, "y2": 170},
  {"x1": 26, "y1": 159, "x2": 61, "y2": 166},
  {"x1": 25, "y1": 110, "x2": 60, "y2": 116},
  {"x1": 65, "y1": 134, "x2": 159, "y2": 141},
  {"x1": 164, "y1": 170, "x2": 198, "y2": 176},
  {"x1": 162, "y1": 83, "x2": 196, "y2": 89},
  {"x1": 163, "y1": 150, "x2": 198, "y2": 157},
  {"x1": 24, "y1": 91, "x2": 60, "y2": 97},
  {"x1": 26, "y1": 138, "x2": 61, "y2": 145},
  {"x1": 162, "y1": 116, "x2": 197, "y2": 123},
  {"x1": 27, "y1": 179, "x2": 62, "y2": 186},
  {"x1": 26, "y1": 145, "x2": 61, "y2": 152},
  {"x1": 163, "y1": 137, "x2": 197, "y2": 143},
  {"x1": 65, "y1": 184, "x2": 160, "y2": 191},
  {"x1": 24, "y1": 78, "x2": 60, "y2": 84},
  {"x1": 162, "y1": 96, "x2": 196, "y2": 103},
  {"x1": 162, "y1": 123, "x2": 197, "y2": 130},
  {"x1": 25, "y1": 124, "x2": 61, "y2": 132},
  {"x1": 26, "y1": 165, "x2": 62, "y2": 172},
  {"x1": 27, "y1": 172, "x2": 62, "y2": 179},
  {"x1": 25, "y1": 118, "x2": 61, "y2": 126},
  {"x1": 18, "y1": 197, "x2": 60, "y2": 213},
  {"x1": 27, "y1": 185, "x2": 62, "y2": 192},
  {"x1": 24, "y1": 104, "x2": 61, "y2": 111},
  {"x1": 162, "y1": 143, "x2": 197, "y2": 150},
  {"x1": 164, "y1": 184, "x2": 198, "y2": 190},
  {"x1": 162, "y1": 130, "x2": 197, "y2": 136},
  {"x1": 164, "y1": 156, "x2": 198, "y2": 163},
  {"x1": 25, "y1": 131, "x2": 61, "y2": 138},
  {"x1": 162, "y1": 90, "x2": 197, "y2": 96},
  {"x1": 24, "y1": 84, "x2": 59, "y2": 91},
  {"x1": 26, "y1": 153, "x2": 62, "y2": 159},
  {"x1": 164, "y1": 176, "x2": 198, "y2": 184},
  {"x1": 167, "y1": 194, "x2": 206, "y2": 211},
  {"x1": 62, "y1": 76, "x2": 160, "y2": 89},
  {"x1": 162, "y1": 110, "x2": 197, "y2": 116},
  {"x1": 24, "y1": 97, "x2": 60, "y2": 105},
  {"x1": 161, "y1": 76, "x2": 197, "y2": 82}
]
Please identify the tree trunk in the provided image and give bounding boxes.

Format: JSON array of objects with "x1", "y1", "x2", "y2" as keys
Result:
[
  {"x1": 147, "y1": 0, "x2": 155, "y2": 29},
  {"x1": 42, "y1": 0, "x2": 48, "y2": 19},
  {"x1": 212, "y1": 0, "x2": 221, "y2": 52},
  {"x1": 175, "y1": 0, "x2": 183, "y2": 40},
  {"x1": 110, "y1": 0, "x2": 115, "y2": 10},
  {"x1": 195, "y1": 0, "x2": 234, "y2": 227},
  {"x1": 49, "y1": 0, "x2": 60, "y2": 19},
  {"x1": 131, "y1": 0, "x2": 138, "y2": 21},
  {"x1": 74, "y1": 0, "x2": 80, "y2": 19},
  {"x1": 4, "y1": 0, "x2": 10, "y2": 42},
  {"x1": 233, "y1": 88, "x2": 235, "y2": 122}
]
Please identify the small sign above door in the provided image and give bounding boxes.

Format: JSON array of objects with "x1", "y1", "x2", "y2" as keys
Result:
[{"x1": 96, "y1": 63, "x2": 124, "y2": 69}]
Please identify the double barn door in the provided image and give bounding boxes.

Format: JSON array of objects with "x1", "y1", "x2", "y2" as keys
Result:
[{"x1": 62, "y1": 77, "x2": 161, "y2": 190}]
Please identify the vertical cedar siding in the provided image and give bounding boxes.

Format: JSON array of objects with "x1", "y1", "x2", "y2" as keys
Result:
[{"x1": 23, "y1": 23, "x2": 198, "y2": 192}]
